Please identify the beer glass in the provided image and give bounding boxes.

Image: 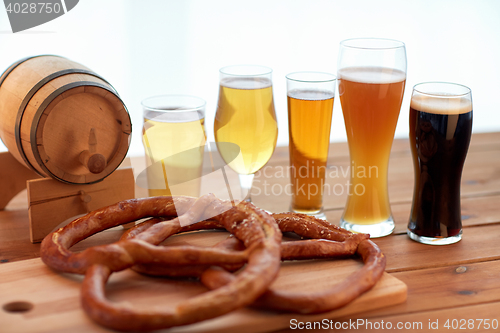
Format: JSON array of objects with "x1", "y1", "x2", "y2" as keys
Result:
[
  {"x1": 214, "y1": 65, "x2": 278, "y2": 203},
  {"x1": 407, "y1": 82, "x2": 472, "y2": 245},
  {"x1": 142, "y1": 95, "x2": 206, "y2": 197},
  {"x1": 286, "y1": 72, "x2": 336, "y2": 219},
  {"x1": 338, "y1": 38, "x2": 407, "y2": 237}
]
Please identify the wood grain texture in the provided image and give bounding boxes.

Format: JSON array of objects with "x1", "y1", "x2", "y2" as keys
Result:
[
  {"x1": 0, "y1": 151, "x2": 40, "y2": 210},
  {"x1": 0, "y1": 55, "x2": 131, "y2": 184},
  {"x1": 329, "y1": 301, "x2": 500, "y2": 333},
  {"x1": 271, "y1": 302, "x2": 500, "y2": 333},
  {"x1": 360, "y1": 259, "x2": 500, "y2": 318},
  {"x1": 28, "y1": 167, "x2": 135, "y2": 243},
  {"x1": 373, "y1": 224, "x2": 500, "y2": 273},
  {"x1": 0, "y1": 251, "x2": 406, "y2": 333},
  {"x1": 1, "y1": 132, "x2": 500, "y2": 332},
  {"x1": 277, "y1": 260, "x2": 500, "y2": 333}
]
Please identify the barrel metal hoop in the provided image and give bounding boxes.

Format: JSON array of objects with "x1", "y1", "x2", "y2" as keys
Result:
[
  {"x1": 0, "y1": 55, "x2": 65, "y2": 89},
  {"x1": 30, "y1": 81, "x2": 128, "y2": 184},
  {"x1": 15, "y1": 69, "x2": 116, "y2": 176}
]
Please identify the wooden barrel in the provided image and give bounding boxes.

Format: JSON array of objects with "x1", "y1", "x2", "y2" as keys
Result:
[{"x1": 0, "y1": 55, "x2": 131, "y2": 184}]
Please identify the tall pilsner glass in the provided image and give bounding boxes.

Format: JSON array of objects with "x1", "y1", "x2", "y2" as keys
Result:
[
  {"x1": 287, "y1": 72, "x2": 336, "y2": 219},
  {"x1": 214, "y1": 65, "x2": 278, "y2": 203},
  {"x1": 407, "y1": 82, "x2": 472, "y2": 245},
  {"x1": 338, "y1": 38, "x2": 407, "y2": 237}
]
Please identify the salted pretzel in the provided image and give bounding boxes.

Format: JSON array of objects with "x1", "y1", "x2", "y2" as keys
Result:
[
  {"x1": 120, "y1": 217, "x2": 243, "y2": 277},
  {"x1": 119, "y1": 213, "x2": 366, "y2": 277},
  {"x1": 40, "y1": 194, "x2": 282, "y2": 332},
  {"x1": 206, "y1": 214, "x2": 386, "y2": 314},
  {"x1": 202, "y1": 239, "x2": 385, "y2": 314},
  {"x1": 124, "y1": 212, "x2": 386, "y2": 314}
]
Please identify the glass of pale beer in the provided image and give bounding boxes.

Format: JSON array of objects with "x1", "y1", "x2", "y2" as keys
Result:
[
  {"x1": 286, "y1": 72, "x2": 336, "y2": 219},
  {"x1": 142, "y1": 95, "x2": 206, "y2": 197},
  {"x1": 214, "y1": 65, "x2": 278, "y2": 203},
  {"x1": 338, "y1": 38, "x2": 407, "y2": 237},
  {"x1": 407, "y1": 82, "x2": 472, "y2": 245}
]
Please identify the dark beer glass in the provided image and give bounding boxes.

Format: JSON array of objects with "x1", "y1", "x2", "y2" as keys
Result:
[
  {"x1": 407, "y1": 82, "x2": 473, "y2": 245},
  {"x1": 338, "y1": 38, "x2": 406, "y2": 238}
]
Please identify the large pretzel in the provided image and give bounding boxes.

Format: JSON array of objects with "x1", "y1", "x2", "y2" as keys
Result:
[
  {"x1": 40, "y1": 195, "x2": 282, "y2": 332},
  {"x1": 124, "y1": 213, "x2": 386, "y2": 314},
  {"x1": 206, "y1": 214, "x2": 386, "y2": 314},
  {"x1": 120, "y1": 217, "x2": 243, "y2": 277},
  {"x1": 202, "y1": 239, "x2": 385, "y2": 314}
]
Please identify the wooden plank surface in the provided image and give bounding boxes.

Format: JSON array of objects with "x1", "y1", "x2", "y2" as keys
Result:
[
  {"x1": 365, "y1": 259, "x2": 500, "y2": 317},
  {"x1": 0, "y1": 152, "x2": 40, "y2": 210},
  {"x1": 373, "y1": 224, "x2": 500, "y2": 272},
  {"x1": 28, "y1": 167, "x2": 135, "y2": 242},
  {"x1": 326, "y1": 302, "x2": 500, "y2": 333},
  {"x1": 0, "y1": 246, "x2": 406, "y2": 333},
  {"x1": 1, "y1": 131, "x2": 500, "y2": 333},
  {"x1": 277, "y1": 260, "x2": 500, "y2": 333}
]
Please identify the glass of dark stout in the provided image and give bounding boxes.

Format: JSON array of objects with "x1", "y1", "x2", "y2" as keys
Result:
[{"x1": 407, "y1": 82, "x2": 473, "y2": 245}]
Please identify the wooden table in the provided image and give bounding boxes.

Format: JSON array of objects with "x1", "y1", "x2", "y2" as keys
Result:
[{"x1": 1, "y1": 131, "x2": 500, "y2": 332}]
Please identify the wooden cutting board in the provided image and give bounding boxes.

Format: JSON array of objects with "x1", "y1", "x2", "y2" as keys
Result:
[{"x1": 0, "y1": 230, "x2": 407, "y2": 333}]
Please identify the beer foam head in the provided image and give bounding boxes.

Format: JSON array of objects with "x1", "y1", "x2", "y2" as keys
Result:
[
  {"x1": 411, "y1": 94, "x2": 472, "y2": 115},
  {"x1": 142, "y1": 95, "x2": 206, "y2": 122},
  {"x1": 288, "y1": 89, "x2": 334, "y2": 101},
  {"x1": 221, "y1": 77, "x2": 272, "y2": 90},
  {"x1": 338, "y1": 66, "x2": 406, "y2": 84}
]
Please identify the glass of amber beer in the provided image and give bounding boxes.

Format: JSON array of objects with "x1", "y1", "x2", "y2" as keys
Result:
[
  {"x1": 142, "y1": 95, "x2": 206, "y2": 197},
  {"x1": 286, "y1": 72, "x2": 336, "y2": 219},
  {"x1": 338, "y1": 38, "x2": 407, "y2": 237},
  {"x1": 214, "y1": 65, "x2": 278, "y2": 203},
  {"x1": 407, "y1": 82, "x2": 472, "y2": 245}
]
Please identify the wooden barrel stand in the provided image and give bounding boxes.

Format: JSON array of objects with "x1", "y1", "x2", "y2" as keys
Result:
[{"x1": 0, "y1": 55, "x2": 135, "y2": 242}]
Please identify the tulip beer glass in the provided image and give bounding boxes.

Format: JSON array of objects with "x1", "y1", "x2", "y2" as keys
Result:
[
  {"x1": 338, "y1": 38, "x2": 407, "y2": 237},
  {"x1": 286, "y1": 72, "x2": 336, "y2": 219},
  {"x1": 407, "y1": 82, "x2": 472, "y2": 245},
  {"x1": 214, "y1": 65, "x2": 278, "y2": 203}
]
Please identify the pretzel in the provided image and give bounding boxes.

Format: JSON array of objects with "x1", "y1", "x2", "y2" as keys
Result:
[
  {"x1": 121, "y1": 217, "x2": 243, "y2": 277},
  {"x1": 126, "y1": 215, "x2": 368, "y2": 274},
  {"x1": 202, "y1": 239, "x2": 385, "y2": 314},
  {"x1": 120, "y1": 212, "x2": 365, "y2": 278},
  {"x1": 124, "y1": 212, "x2": 385, "y2": 314},
  {"x1": 40, "y1": 194, "x2": 282, "y2": 332},
  {"x1": 204, "y1": 214, "x2": 385, "y2": 314}
]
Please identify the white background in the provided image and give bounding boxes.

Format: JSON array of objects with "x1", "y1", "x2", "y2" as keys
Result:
[{"x1": 0, "y1": 0, "x2": 499, "y2": 157}]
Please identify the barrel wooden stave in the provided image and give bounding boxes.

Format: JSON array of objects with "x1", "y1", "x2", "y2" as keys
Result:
[{"x1": 0, "y1": 56, "x2": 131, "y2": 184}]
